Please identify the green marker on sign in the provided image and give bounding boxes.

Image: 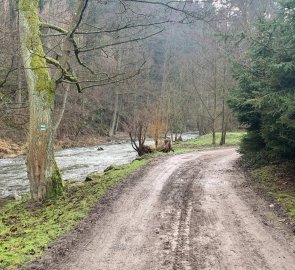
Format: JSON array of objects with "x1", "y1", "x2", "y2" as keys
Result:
[{"x1": 40, "y1": 124, "x2": 46, "y2": 131}]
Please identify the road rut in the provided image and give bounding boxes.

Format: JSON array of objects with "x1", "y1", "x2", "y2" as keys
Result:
[{"x1": 33, "y1": 148, "x2": 295, "y2": 270}]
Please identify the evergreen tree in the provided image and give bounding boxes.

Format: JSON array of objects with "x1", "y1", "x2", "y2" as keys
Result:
[{"x1": 229, "y1": 1, "x2": 295, "y2": 162}]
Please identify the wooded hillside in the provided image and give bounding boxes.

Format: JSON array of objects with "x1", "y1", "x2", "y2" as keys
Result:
[
  {"x1": 0, "y1": 0, "x2": 256, "y2": 144},
  {"x1": 1, "y1": 0, "x2": 290, "y2": 165}
]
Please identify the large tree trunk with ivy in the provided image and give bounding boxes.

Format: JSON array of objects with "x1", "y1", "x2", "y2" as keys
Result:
[{"x1": 19, "y1": 0, "x2": 63, "y2": 201}]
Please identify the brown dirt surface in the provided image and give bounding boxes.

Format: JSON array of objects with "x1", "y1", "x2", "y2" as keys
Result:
[
  {"x1": 25, "y1": 148, "x2": 295, "y2": 270},
  {"x1": 0, "y1": 139, "x2": 25, "y2": 158}
]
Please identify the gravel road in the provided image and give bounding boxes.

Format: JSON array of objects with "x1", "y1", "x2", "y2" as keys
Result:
[{"x1": 28, "y1": 148, "x2": 295, "y2": 270}]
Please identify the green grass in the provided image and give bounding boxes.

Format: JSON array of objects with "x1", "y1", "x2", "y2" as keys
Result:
[
  {"x1": 0, "y1": 159, "x2": 147, "y2": 270},
  {"x1": 252, "y1": 163, "x2": 295, "y2": 222},
  {"x1": 173, "y1": 147, "x2": 193, "y2": 154},
  {"x1": 176, "y1": 131, "x2": 245, "y2": 150}
]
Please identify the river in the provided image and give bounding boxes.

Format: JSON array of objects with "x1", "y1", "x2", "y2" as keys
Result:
[{"x1": 0, "y1": 133, "x2": 198, "y2": 199}]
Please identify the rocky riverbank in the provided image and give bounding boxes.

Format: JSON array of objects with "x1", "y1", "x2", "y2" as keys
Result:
[{"x1": 0, "y1": 133, "x2": 131, "y2": 159}]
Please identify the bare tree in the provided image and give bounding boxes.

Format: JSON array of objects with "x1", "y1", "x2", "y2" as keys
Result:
[
  {"x1": 126, "y1": 108, "x2": 152, "y2": 156},
  {"x1": 19, "y1": 0, "x2": 207, "y2": 200}
]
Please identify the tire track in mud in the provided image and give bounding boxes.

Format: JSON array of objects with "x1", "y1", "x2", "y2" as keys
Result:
[
  {"x1": 188, "y1": 151, "x2": 295, "y2": 270},
  {"x1": 152, "y1": 159, "x2": 205, "y2": 270},
  {"x1": 171, "y1": 161, "x2": 200, "y2": 270},
  {"x1": 25, "y1": 149, "x2": 295, "y2": 270},
  {"x1": 172, "y1": 192, "x2": 193, "y2": 270}
]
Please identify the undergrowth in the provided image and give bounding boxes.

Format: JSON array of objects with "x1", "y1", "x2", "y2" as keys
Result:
[
  {"x1": 251, "y1": 162, "x2": 295, "y2": 222},
  {"x1": 238, "y1": 132, "x2": 295, "y2": 223}
]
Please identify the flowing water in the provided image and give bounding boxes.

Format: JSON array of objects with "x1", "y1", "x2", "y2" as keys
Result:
[{"x1": 0, "y1": 133, "x2": 198, "y2": 199}]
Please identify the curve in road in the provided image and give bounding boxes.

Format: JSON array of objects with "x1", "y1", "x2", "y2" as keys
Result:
[{"x1": 28, "y1": 148, "x2": 295, "y2": 270}]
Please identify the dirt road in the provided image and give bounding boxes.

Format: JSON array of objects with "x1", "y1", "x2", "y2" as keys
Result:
[{"x1": 34, "y1": 148, "x2": 295, "y2": 270}]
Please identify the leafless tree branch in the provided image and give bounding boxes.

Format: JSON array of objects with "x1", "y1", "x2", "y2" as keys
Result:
[
  {"x1": 79, "y1": 28, "x2": 164, "y2": 53},
  {"x1": 0, "y1": 57, "x2": 16, "y2": 88}
]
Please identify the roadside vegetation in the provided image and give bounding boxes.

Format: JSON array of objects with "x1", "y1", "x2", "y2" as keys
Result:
[
  {"x1": 174, "y1": 132, "x2": 245, "y2": 153},
  {"x1": 251, "y1": 163, "x2": 295, "y2": 223},
  {"x1": 0, "y1": 159, "x2": 146, "y2": 270},
  {"x1": 228, "y1": 1, "x2": 295, "y2": 165},
  {"x1": 227, "y1": 1, "x2": 295, "y2": 229}
]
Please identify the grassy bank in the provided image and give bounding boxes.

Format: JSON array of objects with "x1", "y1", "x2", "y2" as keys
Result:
[
  {"x1": 0, "y1": 160, "x2": 147, "y2": 270},
  {"x1": 251, "y1": 162, "x2": 295, "y2": 223},
  {"x1": 174, "y1": 132, "x2": 245, "y2": 152},
  {"x1": 0, "y1": 131, "x2": 244, "y2": 270}
]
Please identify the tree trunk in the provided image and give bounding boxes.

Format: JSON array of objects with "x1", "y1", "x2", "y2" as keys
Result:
[
  {"x1": 16, "y1": 57, "x2": 22, "y2": 107},
  {"x1": 220, "y1": 27, "x2": 228, "y2": 146},
  {"x1": 19, "y1": 0, "x2": 63, "y2": 201},
  {"x1": 54, "y1": 83, "x2": 70, "y2": 136},
  {"x1": 212, "y1": 120, "x2": 216, "y2": 146},
  {"x1": 109, "y1": 50, "x2": 122, "y2": 137},
  {"x1": 212, "y1": 59, "x2": 217, "y2": 146},
  {"x1": 109, "y1": 88, "x2": 119, "y2": 137},
  {"x1": 220, "y1": 128, "x2": 227, "y2": 146},
  {"x1": 115, "y1": 107, "x2": 120, "y2": 134},
  {"x1": 15, "y1": 9, "x2": 22, "y2": 108},
  {"x1": 220, "y1": 99, "x2": 226, "y2": 146}
]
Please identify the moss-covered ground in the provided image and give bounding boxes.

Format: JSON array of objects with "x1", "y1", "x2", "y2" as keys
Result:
[
  {"x1": 251, "y1": 162, "x2": 295, "y2": 222},
  {"x1": 0, "y1": 132, "x2": 245, "y2": 270}
]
